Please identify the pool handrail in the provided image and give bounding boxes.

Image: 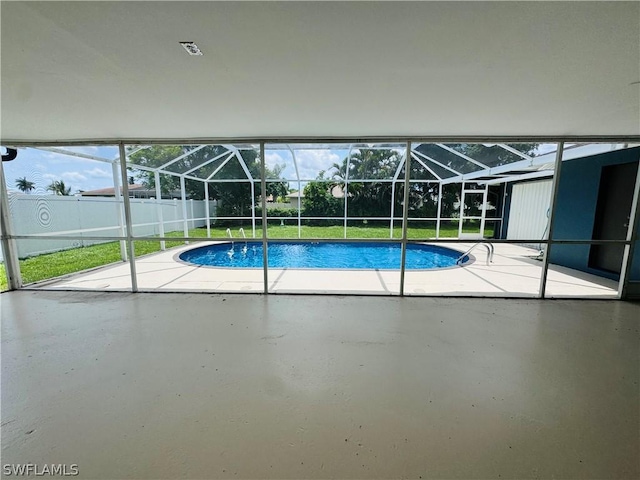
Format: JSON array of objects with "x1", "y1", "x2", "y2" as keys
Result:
[{"x1": 456, "y1": 241, "x2": 494, "y2": 266}]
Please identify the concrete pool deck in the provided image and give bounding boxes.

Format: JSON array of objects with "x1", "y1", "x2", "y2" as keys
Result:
[{"x1": 31, "y1": 242, "x2": 619, "y2": 297}]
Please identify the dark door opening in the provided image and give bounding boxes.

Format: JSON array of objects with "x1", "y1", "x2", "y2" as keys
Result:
[{"x1": 589, "y1": 161, "x2": 638, "y2": 274}]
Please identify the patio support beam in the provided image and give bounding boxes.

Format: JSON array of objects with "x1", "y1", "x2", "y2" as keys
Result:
[
  {"x1": 154, "y1": 171, "x2": 166, "y2": 251},
  {"x1": 156, "y1": 145, "x2": 208, "y2": 171},
  {"x1": 125, "y1": 163, "x2": 203, "y2": 183},
  {"x1": 260, "y1": 142, "x2": 269, "y2": 294},
  {"x1": 496, "y1": 144, "x2": 533, "y2": 161},
  {"x1": 118, "y1": 143, "x2": 138, "y2": 292},
  {"x1": 411, "y1": 149, "x2": 460, "y2": 177},
  {"x1": 0, "y1": 160, "x2": 22, "y2": 289},
  {"x1": 435, "y1": 143, "x2": 490, "y2": 169},
  {"x1": 478, "y1": 170, "x2": 553, "y2": 186},
  {"x1": 204, "y1": 152, "x2": 235, "y2": 180},
  {"x1": 34, "y1": 146, "x2": 113, "y2": 164},
  {"x1": 112, "y1": 162, "x2": 128, "y2": 260},
  {"x1": 343, "y1": 145, "x2": 353, "y2": 239},
  {"x1": 250, "y1": 181, "x2": 256, "y2": 238},
  {"x1": 182, "y1": 149, "x2": 232, "y2": 177},
  {"x1": 436, "y1": 182, "x2": 443, "y2": 239},
  {"x1": 399, "y1": 142, "x2": 412, "y2": 296},
  {"x1": 618, "y1": 161, "x2": 640, "y2": 299},
  {"x1": 180, "y1": 176, "x2": 189, "y2": 244},
  {"x1": 436, "y1": 144, "x2": 618, "y2": 186},
  {"x1": 480, "y1": 184, "x2": 489, "y2": 238},
  {"x1": 458, "y1": 182, "x2": 465, "y2": 238},
  {"x1": 119, "y1": 145, "x2": 149, "y2": 159},
  {"x1": 389, "y1": 155, "x2": 406, "y2": 239},
  {"x1": 204, "y1": 182, "x2": 211, "y2": 238},
  {"x1": 409, "y1": 153, "x2": 442, "y2": 181},
  {"x1": 538, "y1": 142, "x2": 565, "y2": 298},
  {"x1": 288, "y1": 146, "x2": 302, "y2": 238}
]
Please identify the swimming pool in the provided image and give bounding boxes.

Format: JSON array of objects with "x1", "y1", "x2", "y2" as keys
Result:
[{"x1": 178, "y1": 242, "x2": 469, "y2": 270}]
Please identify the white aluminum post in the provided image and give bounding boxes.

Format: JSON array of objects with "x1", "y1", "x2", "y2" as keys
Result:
[
  {"x1": 154, "y1": 171, "x2": 165, "y2": 251},
  {"x1": 289, "y1": 146, "x2": 302, "y2": 238},
  {"x1": 180, "y1": 176, "x2": 189, "y2": 244},
  {"x1": 0, "y1": 160, "x2": 22, "y2": 289},
  {"x1": 343, "y1": 145, "x2": 353, "y2": 239},
  {"x1": 118, "y1": 143, "x2": 138, "y2": 292},
  {"x1": 190, "y1": 199, "x2": 195, "y2": 229},
  {"x1": 458, "y1": 182, "x2": 465, "y2": 237},
  {"x1": 111, "y1": 161, "x2": 128, "y2": 260},
  {"x1": 389, "y1": 154, "x2": 407, "y2": 239},
  {"x1": 399, "y1": 142, "x2": 412, "y2": 296},
  {"x1": 250, "y1": 180, "x2": 256, "y2": 238},
  {"x1": 480, "y1": 184, "x2": 489, "y2": 238},
  {"x1": 538, "y1": 142, "x2": 565, "y2": 298},
  {"x1": 390, "y1": 180, "x2": 396, "y2": 239},
  {"x1": 297, "y1": 184, "x2": 301, "y2": 238},
  {"x1": 436, "y1": 182, "x2": 443, "y2": 239},
  {"x1": 260, "y1": 143, "x2": 268, "y2": 293},
  {"x1": 618, "y1": 161, "x2": 640, "y2": 299},
  {"x1": 499, "y1": 183, "x2": 508, "y2": 238},
  {"x1": 204, "y1": 182, "x2": 211, "y2": 238}
]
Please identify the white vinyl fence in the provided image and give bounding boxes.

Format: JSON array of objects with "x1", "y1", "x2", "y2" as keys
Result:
[{"x1": 4, "y1": 194, "x2": 216, "y2": 259}]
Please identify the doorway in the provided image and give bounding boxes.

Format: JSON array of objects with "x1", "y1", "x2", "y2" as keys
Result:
[{"x1": 589, "y1": 161, "x2": 638, "y2": 274}]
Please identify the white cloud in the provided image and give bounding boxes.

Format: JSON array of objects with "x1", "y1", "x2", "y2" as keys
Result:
[
  {"x1": 60, "y1": 171, "x2": 88, "y2": 182},
  {"x1": 84, "y1": 167, "x2": 111, "y2": 179},
  {"x1": 295, "y1": 150, "x2": 341, "y2": 180},
  {"x1": 262, "y1": 149, "x2": 345, "y2": 181},
  {"x1": 265, "y1": 152, "x2": 286, "y2": 169}
]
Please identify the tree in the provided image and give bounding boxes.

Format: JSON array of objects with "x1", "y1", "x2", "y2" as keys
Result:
[
  {"x1": 15, "y1": 177, "x2": 35, "y2": 193},
  {"x1": 46, "y1": 180, "x2": 71, "y2": 196},
  {"x1": 127, "y1": 145, "x2": 288, "y2": 220},
  {"x1": 330, "y1": 149, "x2": 402, "y2": 217},
  {"x1": 302, "y1": 180, "x2": 343, "y2": 223}
]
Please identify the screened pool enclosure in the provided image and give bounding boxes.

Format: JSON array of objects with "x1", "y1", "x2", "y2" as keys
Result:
[{"x1": 1, "y1": 140, "x2": 639, "y2": 298}]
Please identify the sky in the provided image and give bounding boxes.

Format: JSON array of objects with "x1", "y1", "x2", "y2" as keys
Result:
[
  {"x1": 3, "y1": 146, "x2": 119, "y2": 194},
  {"x1": 2, "y1": 146, "x2": 351, "y2": 194},
  {"x1": 3, "y1": 144, "x2": 563, "y2": 194}
]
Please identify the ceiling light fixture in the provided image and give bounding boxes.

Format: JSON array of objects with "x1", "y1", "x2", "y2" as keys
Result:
[{"x1": 180, "y1": 42, "x2": 203, "y2": 56}]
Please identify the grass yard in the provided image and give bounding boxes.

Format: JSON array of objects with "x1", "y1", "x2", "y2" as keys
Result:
[
  {"x1": 197, "y1": 221, "x2": 495, "y2": 240},
  {"x1": 0, "y1": 222, "x2": 496, "y2": 291}
]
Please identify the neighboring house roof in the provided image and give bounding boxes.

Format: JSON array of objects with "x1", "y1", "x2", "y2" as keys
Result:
[
  {"x1": 286, "y1": 186, "x2": 344, "y2": 199},
  {"x1": 331, "y1": 185, "x2": 345, "y2": 198},
  {"x1": 81, "y1": 184, "x2": 186, "y2": 199},
  {"x1": 80, "y1": 184, "x2": 145, "y2": 196}
]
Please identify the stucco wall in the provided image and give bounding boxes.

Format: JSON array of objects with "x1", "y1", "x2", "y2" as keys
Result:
[{"x1": 550, "y1": 147, "x2": 640, "y2": 280}]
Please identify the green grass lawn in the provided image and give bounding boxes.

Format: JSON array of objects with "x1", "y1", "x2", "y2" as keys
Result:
[
  {"x1": 0, "y1": 222, "x2": 495, "y2": 291},
  {"x1": 200, "y1": 221, "x2": 494, "y2": 240}
]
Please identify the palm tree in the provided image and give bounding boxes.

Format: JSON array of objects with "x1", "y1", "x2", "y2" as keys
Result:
[
  {"x1": 15, "y1": 177, "x2": 35, "y2": 193},
  {"x1": 47, "y1": 180, "x2": 71, "y2": 196}
]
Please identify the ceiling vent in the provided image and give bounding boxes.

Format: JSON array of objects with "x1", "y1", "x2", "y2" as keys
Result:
[{"x1": 180, "y1": 42, "x2": 203, "y2": 56}]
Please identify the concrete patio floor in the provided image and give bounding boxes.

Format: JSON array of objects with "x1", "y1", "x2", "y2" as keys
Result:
[
  {"x1": 31, "y1": 242, "x2": 619, "y2": 298},
  {"x1": 2, "y1": 292, "x2": 639, "y2": 479}
]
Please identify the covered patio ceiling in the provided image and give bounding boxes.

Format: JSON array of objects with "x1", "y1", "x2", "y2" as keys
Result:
[{"x1": 1, "y1": 2, "x2": 638, "y2": 141}]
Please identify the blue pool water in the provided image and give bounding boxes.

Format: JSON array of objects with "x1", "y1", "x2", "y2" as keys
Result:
[{"x1": 178, "y1": 242, "x2": 468, "y2": 270}]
